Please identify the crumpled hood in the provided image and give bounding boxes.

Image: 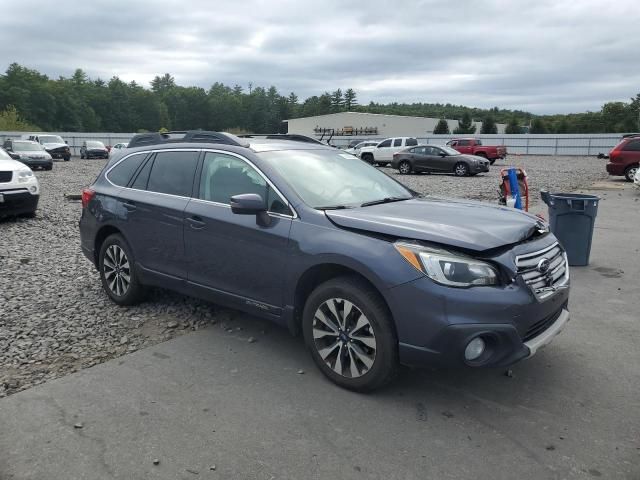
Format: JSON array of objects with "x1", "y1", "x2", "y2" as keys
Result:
[
  {"x1": 42, "y1": 142, "x2": 67, "y2": 150},
  {"x1": 325, "y1": 197, "x2": 543, "y2": 252}
]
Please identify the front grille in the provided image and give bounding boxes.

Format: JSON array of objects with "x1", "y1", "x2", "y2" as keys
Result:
[
  {"x1": 516, "y1": 242, "x2": 569, "y2": 300},
  {"x1": 0, "y1": 171, "x2": 12, "y2": 183},
  {"x1": 522, "y1": 303, "x2": 567, "y2": 342}
]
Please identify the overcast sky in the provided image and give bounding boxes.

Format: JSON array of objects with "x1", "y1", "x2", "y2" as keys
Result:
[{"x1": 0, "y1": 0, "x2": 638, "y2": 114}]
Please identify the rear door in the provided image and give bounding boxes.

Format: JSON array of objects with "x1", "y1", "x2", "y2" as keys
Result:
[
  {"x1": 116, "y1": 149, "x2": 199, "y2": 284},
  {"x1": 622, "y1": 139, "x2": 640, "y2": 167},
  {"x1": 183, "y1": 151, "x2": 293, "y2": 312}
]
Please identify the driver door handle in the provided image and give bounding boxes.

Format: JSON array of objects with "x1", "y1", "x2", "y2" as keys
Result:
[
  {"x1": 123, "y1": 202, "x2": 136, "y2": 212},
  {"x1": 186, "y1": 216, "x2": 206, "y2": 230}
]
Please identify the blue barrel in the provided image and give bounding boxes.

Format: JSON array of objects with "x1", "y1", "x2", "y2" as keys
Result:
[{"x1": 540, "y1": 191, "x2": 600, "y2": 266}]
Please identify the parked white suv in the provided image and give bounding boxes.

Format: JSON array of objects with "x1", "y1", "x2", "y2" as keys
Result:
[
  {"x1": 0, "y1": 148, "x2": 40, "y2": 218},
  {"x1": 343, "y1": 140, "x2": 379, "y2": 156},
  {"x1": 359, "y1": 137, "x2": 419, "y2": 166}
]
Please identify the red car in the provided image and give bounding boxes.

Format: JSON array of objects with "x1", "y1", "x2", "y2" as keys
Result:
[
  {"x1": 446, "y1": 138, "x2": 507, "y2": 165},
  {"x1": 606, "y1": 134, "x2": 640, "y2": 182}
]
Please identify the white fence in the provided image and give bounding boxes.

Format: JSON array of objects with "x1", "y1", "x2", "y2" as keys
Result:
[
  {"x1": 0, "y1": 131, "x2": 625, "y2": 156},
  {"x1": 331, "y1": 133, "x2": 624, "y2": 156}
]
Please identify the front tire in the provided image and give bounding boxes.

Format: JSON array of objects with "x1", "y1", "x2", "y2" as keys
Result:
[
  {"x1": 398, "y1": 160, "x2": 412, "y2": 174},
  {"x1": 454, "y1": 162, "x2": 470, "y2": 177},
  {"x1": 489, "y1": 159, "x2": 496, "y2": 165},
  {"x1": 361, "y1": 153, "x2": 374, "y2": 165},
  {"x1": 99, "y1": 234, "x2": 145, "y2": 306},
  {"x1": 624, "y1": 164, "x2": 638, "y2": 182},
  {"x1": 302, "y1": 276, "x2": 398, "y2": 392}
]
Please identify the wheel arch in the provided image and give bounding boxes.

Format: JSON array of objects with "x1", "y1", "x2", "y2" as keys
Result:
[
  {"x1": 290, "y1": 262, "x2": 392, "y2": 336},
  {"x1": 93, "y1": 224, "x2": 123, "y2": 267}
]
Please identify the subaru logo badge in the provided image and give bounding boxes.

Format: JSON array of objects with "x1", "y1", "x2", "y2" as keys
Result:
[{"x1": 537, "y1": 258, "x2": 550, "y2": 274}]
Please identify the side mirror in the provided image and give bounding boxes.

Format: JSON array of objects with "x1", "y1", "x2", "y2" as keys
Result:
[
  {"x1": 440, "y1": 152, "x2": 447, "y2": 157},
  {"x1": 230, "y1": 193, "x2": 267, "y2": 215}
]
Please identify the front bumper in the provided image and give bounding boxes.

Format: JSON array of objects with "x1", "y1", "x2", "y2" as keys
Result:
[
  {"x1": 470, "y1": 162, "x2": 490, "y2": 173},
  {"x1": 85, "y1": 151, "x2": 109, "y2": 159},
  {"x1": 0, "y1": 189, "x2": 39, "y2": 217},
  {"x1": 47, "y1": 149, "x2": 70, "y2": 159},
  {"x1": 387, "y1": 263, "x2": 570, "y2": 369},
  {"x1": 20, "y1": 159, "x2": 52, "y2": 169}
]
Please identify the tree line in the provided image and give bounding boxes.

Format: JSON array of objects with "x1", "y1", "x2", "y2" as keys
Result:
[{"x1": 0, "y1": 63, "x2": 638, "y2": 135}]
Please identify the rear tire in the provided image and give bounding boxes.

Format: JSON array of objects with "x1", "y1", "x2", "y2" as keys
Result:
[
  {"x1": 398, "y1": 160, "x2": 412, "y2": 174},
  {"x1": 302, "y1": 276, "x2": 399, "y2": 392},
  {"x1": 99, "y1": 234, "x2": 145, "y2": 306},
  {"x1": 454, "y1": 162, "x2": 470, "y2": 177},
  {"x1": 624, "y1": 164, "x2": 638, "y2": 182}
]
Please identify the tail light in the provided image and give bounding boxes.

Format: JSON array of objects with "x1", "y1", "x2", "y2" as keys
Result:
[{"x1": 81, "y1": 188, "x2": 95, "y2": 208}]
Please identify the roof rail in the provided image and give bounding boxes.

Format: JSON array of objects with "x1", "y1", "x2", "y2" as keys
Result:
[
  {"x1": 127, "y1": 130, "x2": 250, "y2": 149},
  {"x1": 621, "y1": 133, "x2": 640, "y2": 138},
  {"x1": 238, "y1": 133, "x2": 325, "y2": 145}
]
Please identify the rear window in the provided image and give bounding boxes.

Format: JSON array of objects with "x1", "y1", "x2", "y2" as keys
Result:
[
  {"x1": 146, "y1": 151, "x2": 199, "y2": 197},
  {"x1": 405, "y1": 138, "x2": 418, "y2": 146},
  {"x1": 107, "y1": 153, "x2": 147, "y2": 187},
  {"x1": 475, "y1": 139, "x2": 483, "y2": 145},
  {"x1": 623, "y1": 139, "x2": 640, "y2": 151}
]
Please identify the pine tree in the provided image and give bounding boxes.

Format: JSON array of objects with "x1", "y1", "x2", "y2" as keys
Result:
[
  {"x1": 505, "y1": 116, "x2": 521, "y2": 134},
  {"x1": 480, "y1": 115, "x2": 498, "y2": 134},
  {"x1": 453, "y1": 112, "x2": 476, "y2": 134},
  {"x1": 433, "y1": 118, "x2": 450, "y2": 134},
  {"x1": 330, "y1": 89, "x2": 344, "y2": 112},
  {"x1": 529, "y1": 118, "x2": 548, "y2": 134},
  {"x1": 344, "y1": 88, "x2": 357, "y2": 111}
]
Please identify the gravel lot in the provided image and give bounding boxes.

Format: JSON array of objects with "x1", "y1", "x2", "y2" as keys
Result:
[{"x1": 0, "y1": 155, "x2": 607, "y2": 397}]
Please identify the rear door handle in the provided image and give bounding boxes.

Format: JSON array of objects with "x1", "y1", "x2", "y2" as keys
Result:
[
  {"x1": 123, "y1": 202, "x2": 136, "y2": 212},
  {"x1": 186, "y1": 216, "x2": 205, "y2": 230}
]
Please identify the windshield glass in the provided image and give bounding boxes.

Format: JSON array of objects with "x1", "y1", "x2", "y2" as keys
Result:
[
  {"x1": 12, "y1": 141, "x2": 43, "y2": 152},
  {"x1": 86, "y1": 141, "x2": 105, "y2": 148},
  {"x1": 260, "y1": 149, "x2": 413, "y2": 208},
  {"x1": 39, "y1": 135, "x2": 64, "y2": 144},
  {"x1": 439, "y1": 146, "x2": 461, "y2": 155}
]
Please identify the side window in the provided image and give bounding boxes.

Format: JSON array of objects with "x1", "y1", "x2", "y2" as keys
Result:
[
  {"x1": 405, "y1": 138, "x2": 418, "y2": 146},
  {"x1": 393, "y1": 138, "x2": 402, "y2": 147},
  {"x1": 422, "y1": 146, "x2": 434, "y2": 155},
  {"x1": 146, "y1": 151, "x2": 199, "y2": 197},
  {"x1": 107, "y1": 153, "x2": 147, "y2": 187},
  {"x1": 623, "y1": 140, "x2": 640, "y2": 151},
  {"x1": 131, "y1": 157, "x2": 153, "y2": 190},
  {"x1": 475, "y1": 139, "x2": 482, "y2": 145},
  {"x1": 199, "y1": 152, "x2": 291, "y2": 215},
  {"x1": 458, "y1": 140, "x2": 470, "y2": 146},
  {"x1": 378, "y1": 140, "x2": 392, "y2": 148}
]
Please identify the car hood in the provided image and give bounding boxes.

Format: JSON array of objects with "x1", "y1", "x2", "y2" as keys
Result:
[
  {"x1": 0, "y1": 158, "x2": 30, "y2": 170},
  {"x1": 325, "y1": 197, "x2": 544, "y2": 252},
  {"x1": 42, "y1": 142, "x2": 67, "y2": 150}
]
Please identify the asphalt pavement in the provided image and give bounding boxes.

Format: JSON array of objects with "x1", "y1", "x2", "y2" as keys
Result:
[{"x1": 1, "y1": 180, "x2": 638, "y2": 480}]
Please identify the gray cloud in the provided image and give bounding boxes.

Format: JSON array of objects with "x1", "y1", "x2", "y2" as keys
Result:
[{"x1": 0, "y1": 0, "x2": 638, "y2": 113}]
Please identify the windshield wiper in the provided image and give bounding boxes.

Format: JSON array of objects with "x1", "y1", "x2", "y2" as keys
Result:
[
  {"x1": 360, "y1": 196, "x2": 412, "y2": 207},
  {"x1": 316, "y1": 205, "x2": 354, "y2": 210}
]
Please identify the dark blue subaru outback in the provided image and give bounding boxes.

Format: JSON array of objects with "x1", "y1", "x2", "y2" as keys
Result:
[{"x1": 79, "y1": 131, "x2": 570, "y2": 391}]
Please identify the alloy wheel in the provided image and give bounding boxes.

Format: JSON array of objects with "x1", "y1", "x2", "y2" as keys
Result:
[
  {"x1": 399, "y1": 161, "x2": 411, "y2": 174},
  {"x1": 626, "y1": 165, "x2": 638, "y2": 182},
  {"x1": 455, "y1": 163, "x2": 468, "y2": 176},
  {"x1": 103, "y1": 244, "x2": 131, "y2": 297},
  {"x1": 312, "y1": 298, "x2": 377, "y2": 378}
]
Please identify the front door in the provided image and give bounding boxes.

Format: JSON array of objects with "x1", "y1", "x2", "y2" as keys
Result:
[{"x1": 184, "y1": 151, "x2": 293, "y2": 311}]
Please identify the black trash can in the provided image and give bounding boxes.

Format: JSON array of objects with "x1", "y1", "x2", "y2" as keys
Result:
[{"x1": 540, "y1": 191, "x2": 600, "y2": 266}]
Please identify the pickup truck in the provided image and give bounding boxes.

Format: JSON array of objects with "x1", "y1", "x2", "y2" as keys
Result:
[
  {"x1": 446, "y1": 138, "x2": 507, "y2": 165},
  {"x1": 359, "y1": 137, "x2": 418, "y2": 166}
]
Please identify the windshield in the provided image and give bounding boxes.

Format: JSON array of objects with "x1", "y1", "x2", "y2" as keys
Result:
[
  {"x1": 12, "y1": 141, "x2": 43, "y2": 152},
  {"x1": 439, "y1": 146, "x2": 461, "y2": 155},
  {"x1": 39, "y1": 135, "x2": 64, "y2": 144},
  {"x1": 86, "y1": 141, "x2": 105, "y2": 148},
  {"x1": 260, "y1": 149, "x2": 413, "y2": 208}
]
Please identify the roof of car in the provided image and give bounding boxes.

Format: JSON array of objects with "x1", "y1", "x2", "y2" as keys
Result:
[{"x1": 121, "y1": 139, "x2": 332, "y2": 155}]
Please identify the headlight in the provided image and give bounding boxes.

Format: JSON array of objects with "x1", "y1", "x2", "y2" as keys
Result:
[
  {"x1": 394, "y1": 242, "x2": 500, "y2": 287},
  {"x1": 17, "y1": 169, "x2": 34, "y2": 183}
]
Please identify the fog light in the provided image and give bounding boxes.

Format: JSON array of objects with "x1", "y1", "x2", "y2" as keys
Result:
[
  {"x1": 464, "y1": 337, "x2": 485, "y2": 361},
  {"x1": 29, "y1": 186, "x2": 38, "y2": 193}
]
